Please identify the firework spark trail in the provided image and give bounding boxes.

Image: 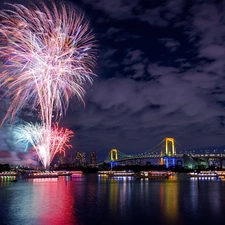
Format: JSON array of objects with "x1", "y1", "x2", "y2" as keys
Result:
[
  {"x1": 0, "y1": 1, "x2": 97, "y2": 128},
  {"x1": 14, "y1": 122, "x2": 74, "y2": 169}
]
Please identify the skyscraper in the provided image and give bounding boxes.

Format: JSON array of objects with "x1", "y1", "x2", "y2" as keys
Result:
[
  {"x1": 74, "y1": 151, "x2": 87, "y2": 166},
  {"x1": 89, "y1": 151, "x2": 97, "y2": 165}
]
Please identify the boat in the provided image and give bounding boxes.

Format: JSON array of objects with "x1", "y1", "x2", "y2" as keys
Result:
[
  {"x1": 136, "y1": 171, "x2": 173, "y2": 179},
  {"x1": 188, "y1": 171, "x2": 219, "y2": 179},
  {"x1": 135, "y1": 171, "x2": 149, "y2": 178},
  {"x1": 148, "y1": 171, "x2": 171, "y2": 179},
  {"x1": 26, "y1": 172, "x2": 59, "y2": 178},
  {"x1": 0, "y1": 171, "x2": 19, "y2": 177},
  {"x1": 97, "y1": 171, "x2": 111, "y2": 175},
  {"x1": 57, "y1": 171, "x2": 73, "y2": 176},
  {"x1": 97, "y1": 171, "x2": 114, "y2": 176},
  {"x1": 107, "y1": 170, "x2": 135, "y2": 177},
  {"x1": 98, "y1": 170, "x2": 135, "y2": 177},
  {"x1": 218, "y1": 175, "x2": 225, "y2": 181},
  {"x1": 56, "y1": 170, "x2": 83, "y2": 177},
  {"x1": 71, "y1": 171, "x2": 83, "y2": 177},
  {"x1": 215, "y1": 171, "x2": 225, "y2": 181}
]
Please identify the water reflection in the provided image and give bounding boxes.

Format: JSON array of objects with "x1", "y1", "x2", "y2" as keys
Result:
[
  {"x1": 0, "y1": 176, "x2": 17, "y2": 182},
  {"x1": 1, "y1": 174, "x2": 225, "y2": 225},
  {"x1": 4, "y1": 176, "x2": 78, "y2": 225},
  {"x1": 159, "y1": 181, "x2": 181, "y2": 225}
]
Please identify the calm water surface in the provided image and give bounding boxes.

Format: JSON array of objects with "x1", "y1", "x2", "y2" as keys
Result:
[{"x1": 1, "y1": 173, "x2": 225, "y2": 225}]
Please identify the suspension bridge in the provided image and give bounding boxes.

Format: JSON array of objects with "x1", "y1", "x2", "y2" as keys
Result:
[{"x1": 104, "y1": 137, "x2": 225, "y2": 168}]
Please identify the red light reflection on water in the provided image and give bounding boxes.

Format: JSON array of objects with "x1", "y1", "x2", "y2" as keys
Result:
[
  {"x1": 28, "y1": 178, "x2": 58, "y2": 183},
  {"x1": 28, "y1": 176, "x2": 77, "y2": 225}
]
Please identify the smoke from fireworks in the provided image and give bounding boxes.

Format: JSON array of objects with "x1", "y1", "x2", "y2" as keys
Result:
[
  {"x1": 0, "y1": 1, "x2": 97, "y2": 128},
  {"x1": 14, "y1": 122, "x2": 74, "y2": 169}
]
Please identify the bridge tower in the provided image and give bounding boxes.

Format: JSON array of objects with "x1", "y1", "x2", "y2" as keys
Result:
[
  {"x1": 164, "y1": 138, "x2": 176, "y2": 168},
  {"x1": 165, "y1": 138, "x2": 176, "y2": 155},
  {"x1": 110, "y1": 149, "x2": 118, "y2": 169}
]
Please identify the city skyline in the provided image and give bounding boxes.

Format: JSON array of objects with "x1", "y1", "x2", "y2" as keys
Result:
[{"x1": 1, "y1": 0, "x2": 225, "y2": 165}]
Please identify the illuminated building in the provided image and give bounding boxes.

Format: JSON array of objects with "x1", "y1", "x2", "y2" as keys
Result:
[
  {"x1": 74, "y1": 151, "x2": 87, "y2": 166},
  {"x1": 89, "y1": 151, "x2": 97, "y2": 165}
]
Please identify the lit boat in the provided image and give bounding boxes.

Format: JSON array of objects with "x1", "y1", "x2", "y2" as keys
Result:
[
  {"x1": 0, "y1": 171, "x2": 19, "y2": 177},
  {"x1": 135, "y1": 171, "x2": 149, "y2": 178},
  {"x1": 57, "y1": 170, "x2": 83, "y2": 177},
  {"x1": 0, "y1": 172, "x2": 18, "y2": 182},
  {"x1": 136, "y1": 171, "x2": 173, "y2": 179},
  {"x1": 215, "y1": 171, "x2": 225, "y2": 181},
  {"x1": 97, "y1": 171, "x2": 113, "y2": 176},
  {"x1": 26, "y1": 172, "x2": 59, "y2": 178},
  {"x1": 97, "y1": 171, "x2": 111, "y2": 175},
  {"x1": 57, "y1": 171, "x2": 73, "y2": 176},
  {"x1": 188, "y1": 171, "x2": 219, "y2": 179},
  {"x1": 107, "y1": 170, "x2": 135, "y2": 177},
  {"x1": 148, "y1": 171, "x2": 172, "y2": 179},
  {"x1": 71, "y1": 171, "x2": 83, "y2": 177},
  {"x1": 218, "y1": 176, "x2": 225, "y2": 181}
]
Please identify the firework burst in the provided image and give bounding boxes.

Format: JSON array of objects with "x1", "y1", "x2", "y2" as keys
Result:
[
  {"x1": 0, "y1": 1, "x2": 97, "y2": 127},
  {"x1": 14, "y1": 122, "x2": 74, "y2": 169}
]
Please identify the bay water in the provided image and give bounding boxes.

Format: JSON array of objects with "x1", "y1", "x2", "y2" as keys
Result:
[{"x1": 1, "y1": 173, "x2": 225, "y2": 225}]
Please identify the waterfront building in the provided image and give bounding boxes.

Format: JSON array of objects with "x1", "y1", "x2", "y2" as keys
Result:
[
  {"x1": 74, "y1": 151, "x2": 87, "y2": 166},
  {"x1": 89, "y1": 151, "x2": 97, "y2": 165}
]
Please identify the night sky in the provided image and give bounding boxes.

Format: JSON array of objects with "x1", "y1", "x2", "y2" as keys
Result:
[{"x1": 0, "y1": 0, "x2": 225, "y2": 164}]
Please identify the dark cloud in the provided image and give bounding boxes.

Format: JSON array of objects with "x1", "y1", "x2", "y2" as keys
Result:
[
  {"x1": 81, "y1": 0, "x2": 139, "y2": 20},
  {"x1": 159, "y1": 38, "x2": 180, "y2": 52},
  {"x1": 0, "y1": 150, "x2": 38, "y2": 166}
]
